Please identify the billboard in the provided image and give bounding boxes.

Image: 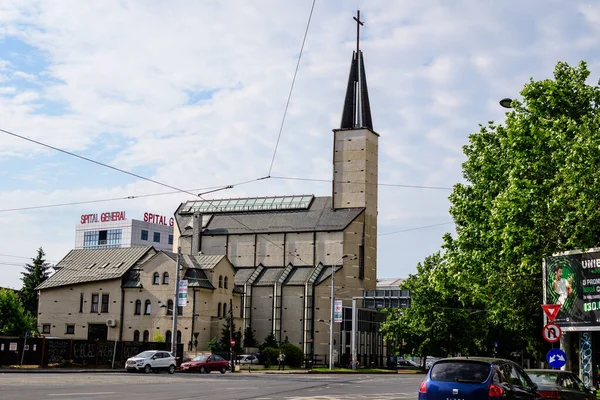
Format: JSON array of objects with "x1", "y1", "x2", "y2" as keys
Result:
[
  {"x1": 544, "y1": 248, "x2": 600, "y2": 330},
  {"x1": 334, "y1": 300, "x2": 343, "y2": 323},
  {"x1": 178, "y1": 280, "x2": 188, "y2": 307}
]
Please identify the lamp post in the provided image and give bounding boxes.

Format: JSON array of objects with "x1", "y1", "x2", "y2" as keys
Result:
[{"x1": 161, "y1": 247, "x2": 181, "y2": 356}]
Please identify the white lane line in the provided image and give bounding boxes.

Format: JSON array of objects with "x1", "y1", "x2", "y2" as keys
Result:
[{"x1": 48, "y1": 392, "x2": 116, "y2": 397}]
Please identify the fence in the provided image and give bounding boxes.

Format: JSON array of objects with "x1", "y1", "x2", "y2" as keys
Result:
[{"x1": 0, "y1": 337, "x2": 183, "y2": 368}]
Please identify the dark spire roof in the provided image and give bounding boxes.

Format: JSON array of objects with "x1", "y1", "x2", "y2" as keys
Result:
[{"x1": 340, "y1": 50, "x2": 373, "y2": 130}]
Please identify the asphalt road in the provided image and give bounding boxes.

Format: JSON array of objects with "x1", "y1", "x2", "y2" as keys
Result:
[{"x1": 0, "y1": 372, "x2": 423, "y2": 400}]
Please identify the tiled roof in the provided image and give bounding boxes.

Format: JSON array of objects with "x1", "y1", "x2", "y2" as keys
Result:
[
  {"x1": 233, "y1": 268, "x2": 255, "y2": 285},
  {"x1": 284, "y1": 267, "x2": 313, "y2": 285},
  {"x1": 254, "y1": 267, "x2": 285, "y2": 286},
  {"x1": 179, "y1": 254, "x2": 225, "y2": 270},
  {"x1": 177, "y1": 196, "x2": 363, "y2": 235},
  {"x1": 37, "y1": 247, "x2": 155, "y2": 290}
]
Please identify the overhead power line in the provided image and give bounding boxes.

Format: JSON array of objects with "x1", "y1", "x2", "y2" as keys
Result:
[
  {"x1": 267, "y1": 0, "x2": 316, "y2": 176},
  {"x1": 270, "y1": 176, "x2": 453, "y2": 190},
  {"x1": 378, "y1": 221, "x2": 455, "y2": 237}
]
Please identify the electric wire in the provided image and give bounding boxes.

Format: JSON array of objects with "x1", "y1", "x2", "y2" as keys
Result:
[
  {"x1": 270, "y1": 176, "x2": 453, "y2": 190},
  {"x1": 378, "y1": 221, "x2": 455, "y2": 236},
  {"x1": 267, "y1": 0, "x2": 316, "y2": 176}
]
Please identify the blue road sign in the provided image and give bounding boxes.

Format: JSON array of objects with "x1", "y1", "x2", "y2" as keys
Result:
[{"x1": 546, "y1": 348, "x2": 567, "y2": 369}]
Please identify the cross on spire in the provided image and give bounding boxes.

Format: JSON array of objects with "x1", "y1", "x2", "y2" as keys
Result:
[{"x1": 353, "y1": 10, "x2": 364, "y2": 55}]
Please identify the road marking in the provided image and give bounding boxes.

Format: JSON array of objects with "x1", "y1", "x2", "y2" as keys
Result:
[{"x1": 48, "y1": 392, "x2": 116, "y2": 397}]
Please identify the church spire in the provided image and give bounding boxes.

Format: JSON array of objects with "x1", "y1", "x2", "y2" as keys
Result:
[{"x1": 340, "y1": 10, "x2": 373, "y2": 130}]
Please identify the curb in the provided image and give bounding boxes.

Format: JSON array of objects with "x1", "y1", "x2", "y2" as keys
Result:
[{"x1": 0, "y1": 369, "x2": 121, "y2": 374}]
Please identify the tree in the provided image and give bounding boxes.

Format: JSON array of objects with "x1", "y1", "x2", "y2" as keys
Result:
[
  {"x1": 20, "y1": 247, "x2": 52, "y2": 316},
  {"x1": 220, "y1": 314, "x2": 242, "y2": 353},
  {"x1": 0, "y1": 288, "x2": 34, "y2": 335},
  {"x1": 243, "y1": 325, "x2": 259, "y2": 348},
  {"x1": 153, "y1": 330, "x2": 165, "y2": 343},
  {"x1": 261, "y1": 332, "x2": 278, "y2": 350},
  {"x1": 441, "y1": 61, "x2": 600, "y2": 356}
]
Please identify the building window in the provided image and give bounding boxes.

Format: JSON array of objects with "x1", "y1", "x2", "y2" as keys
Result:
[
  {"x1": 223, "y1": 303, "x2": 227, "y2": 318},
  {"x1": 101, "y1": 294, "x2": 110, "y2": 313},
  {"x1": 218, "y1": 275, "x2": 223, "y2": 288},
  {"x1": 163, "y1": 272, "x2": 169, "y2": 284},
  {"x1": 224, "y1": 276, "x2": 228, "y2": 289},
  {"x1": 135, "y1": 300, "x2": 141, "y2": 315},
  {"x1": 42, "y1": 324, "x2": 51, "y2": 334},
  {"x1": 153, "y1": 232, "x2": 160, "y2": 243},
  {"x1": 177, "y1": 305, "x2": 183, "y2": 316},
  {"x1": 133, "y1": 330, "x2": 140, "y2": 342},
  {"x1": 91, "y1": 294, "x2": 99, "y2": 313},
  {"x1": 79, "y1": 293, "x2": 84, "y2": 313},
  {"x1": 165, "y1": 330, "x2": 172, "y2": 344},
  {"x1": 144, "y1": 300, "x2": 151, "y2": 315},
  {"x1": 176, "y1": 330, "x2": 181, "y2": 344},
  {"x1": 358, "y1": 244, "x2": 365, "y2": 279},
  {"x1": 168, "y1": 234, "x2": 173, "y2": 245},
  {"x1": 83, "y1": 229, "x2": 122, "y2": 249},
  {"x1": 66, "y1": 325, "x2": 75, "y2": 335},
  {"x1": 143, "y1": 330, "x2": 149, "y2": 342},
  {"x1": 141, "y1": 230, "x2": 148, "y2": 241},
  {"x1": 153, "y1": 272, "x2": 160, "y2": 285},
  {"x1": 167, "y1": 300, "x2": 173, "y2": 315},
  {"x1": 217, "y1": 302, "x2": 221, "y2": 317}
]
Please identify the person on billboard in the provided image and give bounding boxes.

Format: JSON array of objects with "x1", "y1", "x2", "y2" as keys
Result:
[{"x1": 552, "y1": 265, "x2": 573, "y2": 305}]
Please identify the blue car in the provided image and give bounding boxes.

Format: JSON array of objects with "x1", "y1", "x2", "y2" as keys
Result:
[{"x1": 418, "y1": 357, "x2": 541, "y2": 400}]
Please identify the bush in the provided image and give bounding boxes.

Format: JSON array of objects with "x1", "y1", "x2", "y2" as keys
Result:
[
  {"x1": 261, "y1": 347, "x2": 279, "y2": 368},
  {"x1": 280, "y1": 343, "x2": 303, "y2": 368}
]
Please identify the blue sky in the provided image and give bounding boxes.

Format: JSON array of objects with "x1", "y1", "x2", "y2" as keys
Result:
[{"x1": 1, "y1": 0, "x2": 600, "y2": 288}]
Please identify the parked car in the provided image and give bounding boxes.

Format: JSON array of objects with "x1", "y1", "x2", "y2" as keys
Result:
[
  {"x1": 237, "y1": 354, "x2": 258, "y2": 365},
  {"x1": 125, "y1": 350, "x2": 177, "y2": 374},
  {"x1": 526, "y1": 369, "x2": 596, "y2": 399},
  {"x1": 418, "y1": 357, "x2": 540, "y2": 399},
  {"x1": 180, "y1": 354, "x2": 230, "y2": 373}
]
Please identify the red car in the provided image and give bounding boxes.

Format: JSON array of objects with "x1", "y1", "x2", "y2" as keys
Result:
[{"x1": 180, "y1": 354, "x2": 230, "y2": 374}]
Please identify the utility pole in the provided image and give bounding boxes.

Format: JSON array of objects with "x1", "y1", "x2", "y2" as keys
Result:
[
  {"x1": 229, "y1": 298, "x2": 234, "y2": 372},
  {"x1": 172, "y1": 247, "x2": 181, "y2": 356}
]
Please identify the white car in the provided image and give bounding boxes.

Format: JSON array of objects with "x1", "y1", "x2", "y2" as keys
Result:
[
  {"x1": 237, "y1": 354, "x2": 258, "y2": 364},
  {"x1": 125, "y1": 350, "x2": 177, "y2": 374}
]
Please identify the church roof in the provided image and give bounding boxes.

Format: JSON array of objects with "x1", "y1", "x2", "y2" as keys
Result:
[
  {"x1": 178, "y1": 196, "x2": 363, "y2": 235},
  {"x1": 37, "y1": 246, "x2": 155, "y2": 290},
  {"x1": 340, "y1": 49, "x2": 373, "y2": 130}
]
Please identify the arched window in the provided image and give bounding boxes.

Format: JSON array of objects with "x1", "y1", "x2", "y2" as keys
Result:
[
  {"x1": 177, "y1": 304, "x2": 183, "y2": 316},
  {"x1": 218, "y1": 275, "x2": 223, "y2": 288},
  {"x1": 163, "y1": 272, "x2": 169, "y2": 284},
  {"x1": 153, "y1": 272, "x2": 160, "y2": 285},
  {"x1": 217, "y1": 302, "x2": 221, "y2": 317},
  {"x1": 134, "y1": 300, "x2": 141, "y2": 315},
  {"x1": 176, "y1": 330, "x2": 182, "y2": 344},
  {"x1": 144, "y1": 300, "x2": 151, "y2": 315},
  {"x1": 167, "y1": 299, "x2": 173, "y2": 315},
  {"x1": 165, "y1": 330, "x2": 172, "y2": 344},
  {"x1": 224, "y1": 276, "x2": 228, "y2": 289},
  {"x1": 143, "y1": 330, "x2": 149, "y2": 342},
  {"x1": 133, "y1": 330, "x2": 140, "y2": 342},
  {"x1": 223, "y1": 302, "x2": 227, "y2": 318}
]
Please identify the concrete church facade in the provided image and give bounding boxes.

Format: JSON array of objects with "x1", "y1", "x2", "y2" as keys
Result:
[{"x1": 36, "y1": 13, "x2": 388, "y2": 366}]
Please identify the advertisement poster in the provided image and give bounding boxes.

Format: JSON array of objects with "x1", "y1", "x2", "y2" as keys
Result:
[
  {"x1": 178, "y1": 279, "x2": 188, "y2": 307},
  {"x1": 334, "y1": 300, "x2": 343, "y2": 323},
  {"x1": 544, "y1": 250, "x2": 600, "y2": 329}
]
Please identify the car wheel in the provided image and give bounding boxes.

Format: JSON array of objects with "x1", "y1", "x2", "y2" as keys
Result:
[
  {"x1": 200, "y1": 366, "x2": 206, "y2": 374},
  {"x1": 144, "y1": 364, "x2": 152, "y2": 374},
  {"x1": 220, "y1": 366, "x2": 226, "y2": 374},
  {"x1": 168, "y1": 365, "x2": 176, "y2": 374}
]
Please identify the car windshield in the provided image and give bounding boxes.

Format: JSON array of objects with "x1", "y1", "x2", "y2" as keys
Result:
[
  {"x1": 134, "y1": 351, "x2": 156, "y2": 359},
  {"x1": 430, "y1": 361, "x2": 491, "y2": 383},
  {"x1": 527, "y1": 372, "x2": 559, "y2": 385},
  {"x1": 192, "y1": 356, "x2": 209, "y2": 362}
]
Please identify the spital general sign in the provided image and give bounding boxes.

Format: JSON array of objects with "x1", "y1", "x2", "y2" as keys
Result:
[
  {"x1": 143, "y1": 212, "x2": 174, "y2": 226},
  {"x1": 80, "y1": 211, "x2": 126, "y2": 224}
]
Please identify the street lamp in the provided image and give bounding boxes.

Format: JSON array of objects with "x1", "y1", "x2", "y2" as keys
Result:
[
  {"x1": 160, "y1": 247, "x2": 181, "y2": 356},
  {"x1": 499, "y1": 97, "x2": 514, "y2": 109}
]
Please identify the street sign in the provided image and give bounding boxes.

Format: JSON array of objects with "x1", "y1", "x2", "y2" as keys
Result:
[
  {"x1": 546, "y1": 348, "x2": 567, "y2": 369},
  {"x1": 230, "y1": 339, "x2": 236, "y2": 347},
  {"x1": 542, "y1": 304, "x2": 561, "y2": 322},
  {"x1": 334, "y1": 300, "x2": 343, "y2": 323},
  {"x1": 542, "y1": 323, "x2": 562, "y2": 343}
]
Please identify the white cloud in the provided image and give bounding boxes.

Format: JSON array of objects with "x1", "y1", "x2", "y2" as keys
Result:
[{"x1": 0, "y1": 0, "x2": 599, "y2": 289}]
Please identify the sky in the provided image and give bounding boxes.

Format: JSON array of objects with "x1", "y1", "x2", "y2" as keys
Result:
[{"x1": 1, "y1": 0, "x2": 599, "y2": 289}]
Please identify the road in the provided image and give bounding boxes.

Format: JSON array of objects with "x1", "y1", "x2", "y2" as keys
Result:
[{"x1": 0, "y1": 372, "x2": 423, "y2": 400}]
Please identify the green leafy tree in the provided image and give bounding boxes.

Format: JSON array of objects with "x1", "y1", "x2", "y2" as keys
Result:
[
  {"x1": 243, "y1": 326, "x2": 259, "y2": 348},
  {"x1": 20, "y1": 247, "x2": 52, "y2": 316},
  {"x1": 219, "y1": 315, "x2": 242, "y2": 353},
  {"x1": 207, "y1": 337, "x2": 223, "y2": 352},
  {"x1": 261, "y1": 347, "x2": 279, "y2": 368},
  {"x1": 153, "y1": 330, "x2": 165, "y2": 343},
  {"x1": 0, "y1": 289, "x2": 34, "y2": 335},
  {"x1": 280, "y1": 342, "x2": 303, "y2": 367},
  {"x1": 261, "y1": 332, "x2": 278, "y2": 350}
]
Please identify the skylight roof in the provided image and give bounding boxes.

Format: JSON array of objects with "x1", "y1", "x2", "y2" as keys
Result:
[{"x1": 183, "y1": 195, "x2": 314, "y2": 214}]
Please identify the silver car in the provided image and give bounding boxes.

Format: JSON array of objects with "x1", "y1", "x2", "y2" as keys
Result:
[{"x1": 125, "y1": 350, "x2": 177, "y2": 374}]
